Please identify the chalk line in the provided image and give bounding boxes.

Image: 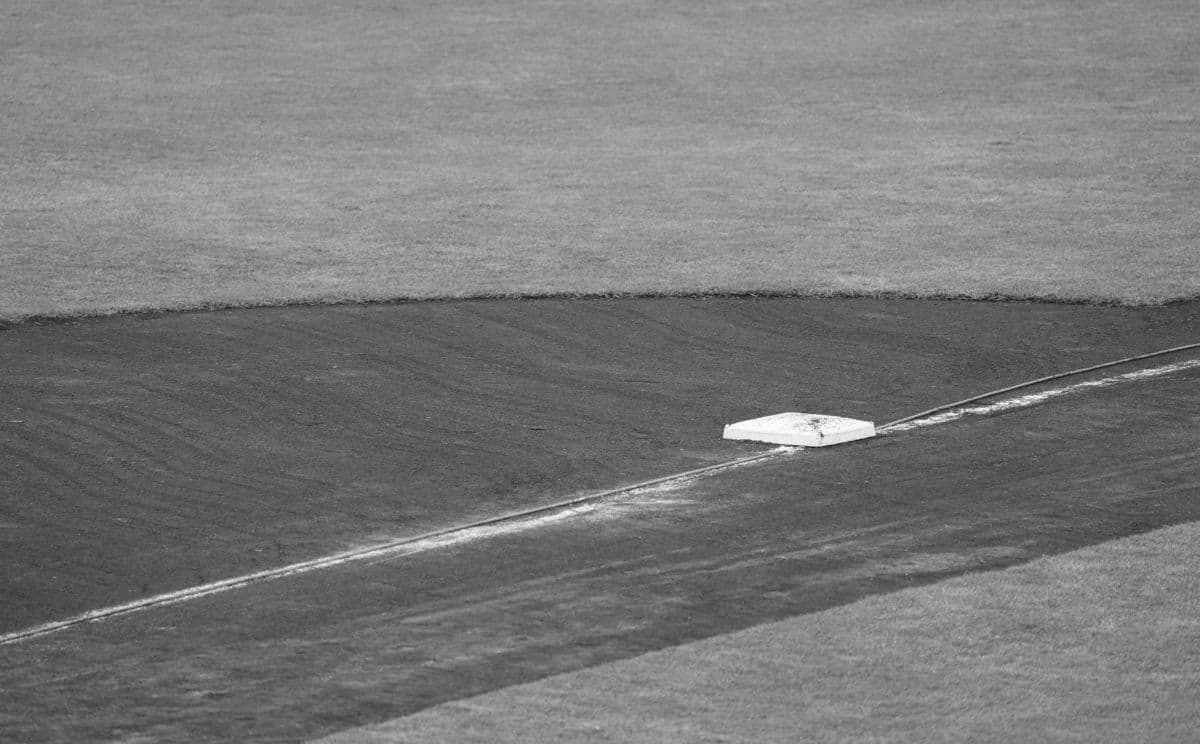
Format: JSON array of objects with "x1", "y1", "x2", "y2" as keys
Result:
[
  {"x1": 880, "y1": 357, "x2": 1200, "y2": 433},
  {"x1": 3, "y1": 355, "x2": 1197, "y2": 646}
]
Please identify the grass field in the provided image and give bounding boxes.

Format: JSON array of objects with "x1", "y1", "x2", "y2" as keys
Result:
[
  {"x1": 322, "y1": 521, "x2": 1200, "y2": 743},
  {"x1": 5, "y1": 0, "x2": 1200, "y2": 740},
  {"x1": 3, "y1": 0, "x2": 1199, "y2": 322}
]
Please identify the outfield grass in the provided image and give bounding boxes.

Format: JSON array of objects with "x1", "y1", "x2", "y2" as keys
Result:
[
  {"x1": 317, "y1": 520, "x2": 1200, "y2": 743},
  {"x1": 4, "y1": 0, "x2": 1199, "y2": 321}
]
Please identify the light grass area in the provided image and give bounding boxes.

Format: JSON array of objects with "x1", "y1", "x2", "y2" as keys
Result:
[
  {"x1": 316, "y1": 520, "x2": 1200, "y2": 743},
  {"x1": 4, "y1": 0, "x2": 1199, "y2": 321}
]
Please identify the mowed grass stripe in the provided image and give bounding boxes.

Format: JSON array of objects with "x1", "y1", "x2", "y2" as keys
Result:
[
  {"x1": 314, "y1": 519, "x2": 1200, "y2": 743},
  {"x1": 4, "y1": 0, "x2": 1200, "y2": 322}
]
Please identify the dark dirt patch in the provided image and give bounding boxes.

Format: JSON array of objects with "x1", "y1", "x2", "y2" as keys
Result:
[
  {"x1": 2, "y1": 354, "x2": 1198, "y2": 742},
  {"x1": 2, "y1": 297, "x2": 1198, "y2": 631},
  {"x1": 3, "y1": 298, "x2": 1200, "y2": 742}
]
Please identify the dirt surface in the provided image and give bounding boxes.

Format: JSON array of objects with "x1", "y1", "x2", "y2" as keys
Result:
[
  {"x1": 1, "y1": 298, "x2": 1199, "y2": 741},
  {"x1": 3, "y1": 297, "x2": 1197, "y2": 631}
]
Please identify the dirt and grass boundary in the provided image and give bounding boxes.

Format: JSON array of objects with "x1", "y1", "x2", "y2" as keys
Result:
[{"x1": 321, "y1": 520, "x2": 1200, "y2": 743}]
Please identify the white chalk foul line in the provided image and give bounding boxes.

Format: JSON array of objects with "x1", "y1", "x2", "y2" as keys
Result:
[
  {"x1": 880, "y1": 357, "x2": 1200, "y2": 433},
  {"x1": 0, "y1": 505, "x2": 610, "y2": 647},
  {"x1": 3, "y1": 356, "x2": 1198, "y2": 647},
  {"x1": 0, "y1": 448, "x2": 786, "y2": 646}
]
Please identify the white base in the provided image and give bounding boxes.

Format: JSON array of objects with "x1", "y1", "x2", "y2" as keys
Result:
[{"x1": 723, "y1": 412, "x2": 875, "y2": 447}]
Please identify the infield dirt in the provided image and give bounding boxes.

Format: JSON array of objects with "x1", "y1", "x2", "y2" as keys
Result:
[
  {"x1": 5, "y1": 297, "x2": 1199, "y2": 631},
  {"x1": 2, "y1": 297, "x2": 1199, "y2": 741}
]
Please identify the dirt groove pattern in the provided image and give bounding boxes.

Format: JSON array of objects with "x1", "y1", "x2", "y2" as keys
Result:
[
  {"x1": 3, "y1": 298, "x2": 1199, "y2": 631},
  {"x1": 1, "y1": 298, "x2": 1199, "y2": 741},
  {"x1": 2, "y1": 373, "x2": 1198, "y2": 741}
]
